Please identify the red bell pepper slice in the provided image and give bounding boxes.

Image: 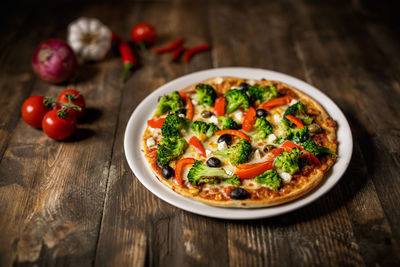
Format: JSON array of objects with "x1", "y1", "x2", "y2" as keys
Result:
[
  {"x1": 215, "y1": 129, "x2": 250, "y2": 142},
  {"x1": 178, "y1": 92, "x2": 194, "y2": 121},
  {"x1": 175, "y1": 158, "x2": 196, "y2": 185},
  {"x1": 281, "y1": 140, "x2": 299, "y2": 150},
  {"x1": 235, "y1": 161, "x2": 273, "y2": 180},
  {"x1": 214, "y1": 96, "x2": 225, "y2": 116},
  {"x1": 281, "y1": 141, "x2": 321, "y2": 166},
  {"x1": 285, "y1": 114, "x2": 304, "y2": 129},
  {"x1": 237, "y1": 161, "x2": 269, "y2": 169},
  {"x1": 189, "y1": 136, "x2": 207, "y2": 157},
  {"x1": 242, "y1": 107, "x2": 257, "y2": 132},
  {"x1": 147, "y1": 117, "x2": 166, "y2": 128},
  {"x1": 266, "y1": 148, "x2": 285, "y2": 160},
  {"x1": 262, "y1": 96, "x2": 291, "y2": 110}
]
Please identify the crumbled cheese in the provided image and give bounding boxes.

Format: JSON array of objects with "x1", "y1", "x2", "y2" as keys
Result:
[
  {"x1": 248, "y1": 79, "x2": 256, "y2": 85},
  {"x1": 273, "y1": 114, "x2": 281, "y2": 123},
  {"x1": 218, "y1": 141, "x2": 228, "y2": 150},
  {"x1": 149, "y1": 127, "x2": 160, "y2": 134},
  {"x1": 191, "y1": 99, "x2": 198, "y2": 105},
  {"x1": 146, "y1": 137, "x2": 156, "y2": 147},
  {"x1": 267, "y1": 134, "x2": 277, "y2": 144},
  {"x1": 254, "y1": 149, "x2": 261, "y2": 159},
  {"x1": 206, "y1": 149, "x2": 212, "y2": 157},
  {"x1": 209, "y1": 115, "x2": 219, "y2": 124},
  {"x1": 232, "y1": 110, "x2": 243, "y2": 123},
  {"x1": 225, "y1": 169, "x2": 234, "y2": 176},
  {"x1": 214, "y1": 77, "x2": 223, "y2": 84},
  {"x1": 289, "y1": 99, "x2": 298, "y2": 106},
  {"x1": 280, "y1": 172, "x2": 292, "y2": 183},
  {"x1": 178, "y1": 113, "x2": 185, "y2": 117}
]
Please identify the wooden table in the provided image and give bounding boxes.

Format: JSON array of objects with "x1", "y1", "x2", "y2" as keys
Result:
[{"x1": 1, "y1": 0, "x2": 399, "y2": 266}]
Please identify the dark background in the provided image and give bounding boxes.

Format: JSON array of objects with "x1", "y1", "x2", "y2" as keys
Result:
[{"x1": 0, "y1": 0, "x2": 399, "y2": 266}]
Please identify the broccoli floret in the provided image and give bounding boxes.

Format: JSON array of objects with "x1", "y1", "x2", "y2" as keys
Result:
[
  {"x1": 218, "y1": 116, "x2": 240, "y2": 130},
  {"x1": 187, "y1": 160, "x2": 229, "y2": 186},
  {"x1": 161, "y1": 113, "x2": 190, "y2": 138},
  {"x1": 156, "y1": 91, "x2": 184, "y2": 116},
  {"x1": 255, "y1": 169, "x2": 282, "y2": 190},
  {"x1": 195, "y1": 84, "x2": 217, "y2": 107},
  {"x1": 252, "y1": 117, "x2": 273, "y2": 140},
  {"x1": 191, "y1": 121, "x2": 220, "y2": 139},
  {"x1": 302, "y1": 139, "x2": 336, "y2": 158},
  {"x1": 248, "y1": 85, "x2": 278, "y2": 102},
  {"x1": 274, "y1": 148, "x2": 302, "y2": 175},
  {"x1": 285, "y1": 126, "x2": 309, "y2": 144},
  {"x1": 225, "y1": 89, "x2": 250, "y2": 114},
  {"x1": 281, "y1": 102, "x2": 313, "y2": 129},
  {"x1": 214, "y1": 139, "x2": 252, "y2": 166},
  {"x1": 156, "y1": 137, "x2": 188, "y2": 166},
  {"x1": 224, "y1": 176, "x2": 241, "y2": 186}
]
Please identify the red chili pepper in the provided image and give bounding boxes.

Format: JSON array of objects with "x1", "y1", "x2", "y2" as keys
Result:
[
  {"x1": 112, "y1": 32, "x2": 137, "y2": 82},
  {"x1": 189, "y1": 136, "x2": 207, "y2": 157},
  {"x1": 214, "y1": 96, "x2": 225, "y2": 116},
  {"x1": 285, "y1": 115, "x2": 304, "y2": 129},
  {"x1": 153, "y1": 38, "x2": 183, "y2": 53},
  {"x1": 242, "y1": 107, "x2": 257, "y2": 132},
  {"x1": 147, "y1": 117, "x2": 166, "y2": 128},
  {"x1": 175, "y1": 158, "x2": 196, "y2": 185},
  {"x1": 184, "y1": 44, "x2": 211, "y2": 62},
  {"x1": 215, "y1": 129, "x2": 250, "y2": 142},
  {"x1": 172, "y1": 46, "x2": 186, "y2": 61}
]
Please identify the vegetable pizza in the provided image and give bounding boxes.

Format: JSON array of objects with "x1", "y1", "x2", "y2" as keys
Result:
[{"x1": 142, "y1": 77, "x2": 337, "y2": 207}]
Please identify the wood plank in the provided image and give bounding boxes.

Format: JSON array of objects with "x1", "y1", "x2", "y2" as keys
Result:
[
  {"x1": 0, "y1": 3, "x2": 126, "y2": 266},
  {"x1": 95, "y1": 1, "x2": 228, "y2": 267}
]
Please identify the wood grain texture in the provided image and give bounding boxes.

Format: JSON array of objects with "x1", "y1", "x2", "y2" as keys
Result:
[{"x1": 0, "y1": 0, "x2": 399, "y2": 266}]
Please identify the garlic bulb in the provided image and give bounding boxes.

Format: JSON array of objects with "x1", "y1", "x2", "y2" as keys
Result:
[{"x1": 67, "y1": 17, "x2": 111, "y2": 61}]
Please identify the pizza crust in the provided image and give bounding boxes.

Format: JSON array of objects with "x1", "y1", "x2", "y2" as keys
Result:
[{"x1": 142, "y1": 77, "x2": 337, "y2": 208}]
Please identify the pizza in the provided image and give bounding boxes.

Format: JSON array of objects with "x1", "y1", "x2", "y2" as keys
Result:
[{"x1": 142, "y1": 77, "x2": 337, "y2": 208}]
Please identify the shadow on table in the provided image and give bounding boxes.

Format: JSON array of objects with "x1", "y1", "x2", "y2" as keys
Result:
[{"x1": 78, "y1": 108, "x2": 102, "y2": 124}]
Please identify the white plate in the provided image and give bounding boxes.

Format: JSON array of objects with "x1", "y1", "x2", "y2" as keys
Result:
[{"x1": 124, "y1": 67, "x2": 353, "y2": 220}]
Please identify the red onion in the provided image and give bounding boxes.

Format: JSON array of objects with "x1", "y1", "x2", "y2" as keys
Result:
[{"x1": 32, "y1": 39, "x2": 77, "y2": 84}]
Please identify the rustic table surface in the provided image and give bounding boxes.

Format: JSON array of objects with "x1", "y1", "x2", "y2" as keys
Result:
[{"x1": 1, "y1": 0, "x2": 399, "y2": 266}]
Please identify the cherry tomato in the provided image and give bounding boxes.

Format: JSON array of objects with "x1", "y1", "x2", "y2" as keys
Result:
[
  {"x1": 42, "y1": 109, "x2": 76, "y2": 140},
  {"x1": 21, "y1": 95, "x2": 52, "y2": 128},
  {"x1": 56, "y1": 89, "x2": 85, "y2": 119},
  {"x1": 130, "y1": 22, "x2": 156, "y2": 46}
]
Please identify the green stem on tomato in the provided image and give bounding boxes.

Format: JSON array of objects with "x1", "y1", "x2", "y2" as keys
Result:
[
  {"x1": 54, "y1": 100, "x2": 82, "y2": 111},
  {"x1": 138, "y1": 41, "x2": 147, "y2": 52},
  {"x1": 57, "y1": 108, "x2": 69, "y2": 119},
  {"x1": 43, "y1": 96, "x2": 54, "y2": 107},
  {"x1": 43, "y1": 96, "x2": 82, "y2": 111}
]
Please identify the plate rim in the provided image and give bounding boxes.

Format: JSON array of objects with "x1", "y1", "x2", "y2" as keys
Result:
[{"x1": 123, "y1": 67, "x2": 353, "y2": 220}]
